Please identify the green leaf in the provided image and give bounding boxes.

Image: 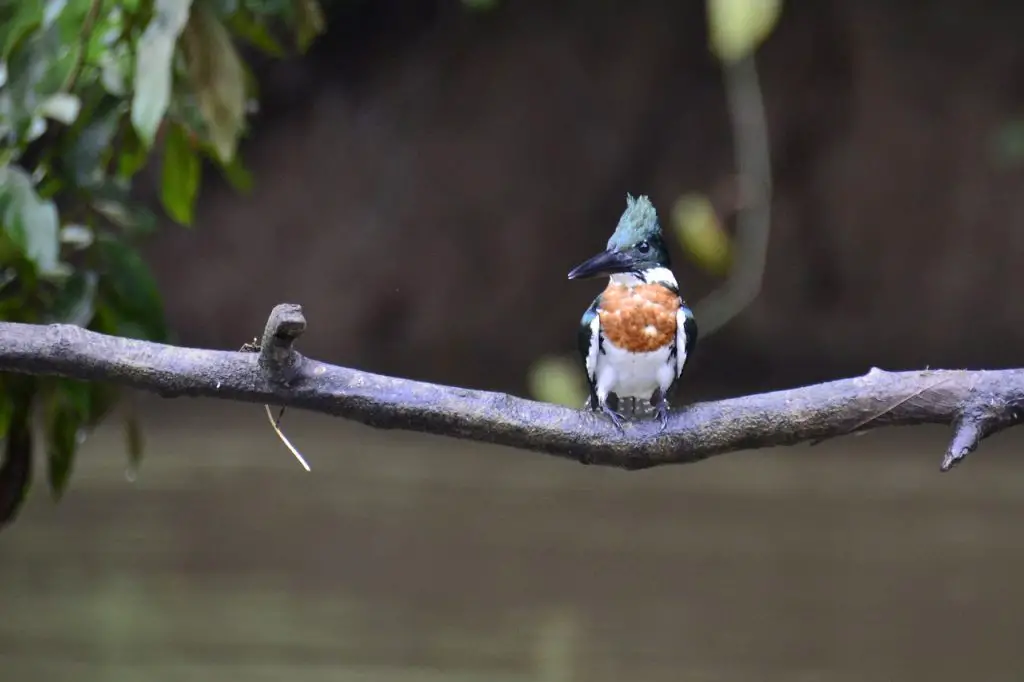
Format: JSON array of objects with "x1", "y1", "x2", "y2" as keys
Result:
[
  {"x1": 161, "y1": 122, "x2": 201, "y2": 225},
  {"x1": 38, "y1": 92, "x2": 80, "y2": 123},
  {"x1": 293, "y1": 0, "x2": 324, "y2": 52},
  {"x1": 226, "y1": 11, "x2": 285, "y2": 57},
  {"x1": 0, "y1": 1, "x2": 43, "y2": 61},
  {"x1": 94, "y1": 22, "x2": 132, "y2": 96},
  {"x1": 44, "y1": 378, "x2": 90, "y2": 500},
  {"x1": 99, "y1": 50, "x2": 128, "y2": 96},
  {"x1": 60, "y1": 223, "x2": 93, "y2": 249},
  {"x1": 0, "y1": 385, "x2": 12, "y2": 441},
  {"x1": 115, "y1": 0, "x2": 141, "y2": 14},
  {"x1": 0, "y1": 165, "x2": 61, "y2": 276},
  {"x1": 707, "y1": 0, "x2": 782, "y2": 64},
  {"x1": 46, "y1": 406, "x2": 75, "y2": 497},
  {"x1": 92, "y1": 197, "x2": 158, "y2": 235},
  {"x1": 6, "y1": 20, "x2": 78, "y2": 113},
  {"x1": 96, "y1": 234, "x2": 168, "y2": 341},
  {"x1": 181, "y1": 6, "x2": 246, "y2": 163},
  {"x1": 0, "y1": 395, "x2": 33, "y2": 527},
  {"x1": 79, "y1": 376, "x2": 119, "y2": 430},
  {"x1": 672, "y1": 192, "x2": 732, "y2": 276},
  {"x1": 527, "y1": 355, "x2": 587, "y2": 408},
  {"x1": 117, "y1": 124, "x2": 150, "y2": 180},
  {"x1": 90, "y1": 181, "x2": 158, "y2": 234},
  {"x1": 25, "y1": 115, "x2": 47, "y2": 141},
  {"x1": 292, "y1": 0, "x2": 323, "y2": 51},
  {"x1": 241, "y1": 0, "x2": 291, "y2": 14},
  {"x1": 3, "y1": 21, "x2": 61, "y2": 139},
  {"x1": 125, "y1": 411, "x2": 144, "y2": 474},
  {"x1": 48, "y1": 269, "x2": 98, "y2": 326},
  {"x1": 205, "y1": 0, "x2": 238, "y2": 14},
  {"x1": 36, "y1": 171, "x2": 63, "y2": 200},
  {"x1": 215, "y1": 148, "x2": 253, "y2": 193},
  {"x1": 131, "y1": 0, "x2": 193, "y2": 147},
  {"x1": 16, "y1": 192, "x2": 60, "y2": 274},
  {"x1": 42, "y1": 0, "x2": 67, "y2": 27},
  {"x1": 67, "y1": 100, "x2": 122, "y2": 188}
]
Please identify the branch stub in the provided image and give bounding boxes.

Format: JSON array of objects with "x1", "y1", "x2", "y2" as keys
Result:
[{"x1": 259, "y1": 303, "x2": 306, "y2": 383}]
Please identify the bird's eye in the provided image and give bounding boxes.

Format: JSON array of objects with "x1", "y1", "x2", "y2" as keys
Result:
[{"x1": 637, "y1": 241, "x2": 650, "y2": 253}]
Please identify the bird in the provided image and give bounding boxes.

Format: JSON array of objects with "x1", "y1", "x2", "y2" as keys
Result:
[{"x1": 567, "y1": 194, "x2": 697, "y2": 432}]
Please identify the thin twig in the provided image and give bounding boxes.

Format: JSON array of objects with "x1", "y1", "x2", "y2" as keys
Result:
[
  {"x1": 61, "y1": 0, "x2": 104, "y2": 93},
  {"x1": 264, "y1": 404, "x2": 309, "y2": 471},
  {"x1": 239, "y1": 334, "x2": 310, "y2": 471}
]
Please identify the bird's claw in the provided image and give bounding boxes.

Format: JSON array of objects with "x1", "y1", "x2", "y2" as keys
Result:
[
  {"x1": 655, "y1": 399, "x2": 670, "y2": 432},
  {"x1": 600, "y1": 403, "x2": 627, "y2": 434}
]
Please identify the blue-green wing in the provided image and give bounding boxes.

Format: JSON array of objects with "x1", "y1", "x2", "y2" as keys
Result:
[
  {"x1": 577, "y1": 295, "x2": 602, "y2": 408},
  {"x1": 671, "y1": 304, "x2": 697, "y2": 389}
]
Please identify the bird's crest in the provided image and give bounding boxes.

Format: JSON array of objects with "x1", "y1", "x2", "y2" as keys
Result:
[{"x1": 607, "y1": 194, "x2": 661, "y2": 250}]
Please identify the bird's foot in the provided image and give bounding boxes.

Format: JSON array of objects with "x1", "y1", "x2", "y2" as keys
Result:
[
  {"x1": 600, "y1": 402, "x2": 627, "y2": 434},
  {"x1": 654, "y1": 397, "x2": 670, "y2": 432}
]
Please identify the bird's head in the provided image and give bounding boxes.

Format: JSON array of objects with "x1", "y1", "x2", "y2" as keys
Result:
[{"x1": 567, "y1": 194, "x2": 670, "y2": 281}]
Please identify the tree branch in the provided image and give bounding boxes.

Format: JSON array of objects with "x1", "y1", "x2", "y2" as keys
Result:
[{"x1": 1, "y1": 306, "x2": 1022, "y2": 471}]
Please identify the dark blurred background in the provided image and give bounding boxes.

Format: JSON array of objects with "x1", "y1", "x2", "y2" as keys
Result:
[{"x1": 6, "y1": 1, "x2": 1024, "y2": 679}]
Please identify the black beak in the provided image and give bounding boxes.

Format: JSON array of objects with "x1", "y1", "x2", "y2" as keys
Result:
[{"x1": 567, "y1": 249, "x2": 634, "y2": 280}]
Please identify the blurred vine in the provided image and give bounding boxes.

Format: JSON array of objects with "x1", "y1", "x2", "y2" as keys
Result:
[
  {"x1": 679, "y1": 0, "x2": 779, "y2": 335},
  {"x1": 0, "y1": 0, "x2": 324, "y2": 524}
]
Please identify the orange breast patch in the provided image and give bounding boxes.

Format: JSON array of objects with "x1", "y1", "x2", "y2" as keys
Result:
[{"x1": 598, "y1": 283, "x2": 680, "y2": 353}]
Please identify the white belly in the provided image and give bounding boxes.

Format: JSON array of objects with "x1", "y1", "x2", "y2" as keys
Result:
[{"x1": 595, "y1": 338, "x2": 675, "y2": 401}]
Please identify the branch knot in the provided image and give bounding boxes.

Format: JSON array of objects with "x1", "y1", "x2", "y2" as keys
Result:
[{"x1": 258, "y1": 303, "x2": 306, "y2": 384}]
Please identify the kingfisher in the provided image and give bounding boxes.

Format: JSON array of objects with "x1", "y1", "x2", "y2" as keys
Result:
[{"x1": 567, "y1": 194, "x2": 697, "y2": 432}]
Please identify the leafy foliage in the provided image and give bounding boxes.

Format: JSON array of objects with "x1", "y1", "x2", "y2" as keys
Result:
[{"x1": 0, "y1": 0, "x2": 323, "y2": 516}]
